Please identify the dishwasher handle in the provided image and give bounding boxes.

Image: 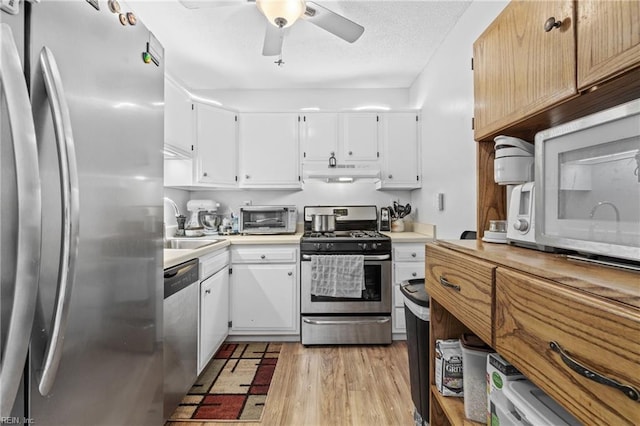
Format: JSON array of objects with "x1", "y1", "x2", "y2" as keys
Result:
[{"x1": 164, "y1": 259, "x2": 199, "y2": 299}]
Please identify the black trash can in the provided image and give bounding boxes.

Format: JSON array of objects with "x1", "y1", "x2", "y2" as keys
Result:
[{"x1": 400, "y1": 278, "x2": 430, "y2": 426}]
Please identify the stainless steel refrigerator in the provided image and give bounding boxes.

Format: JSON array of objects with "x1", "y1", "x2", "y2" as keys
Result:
[{"x1": 1, "y1": 1, "x2": 164, "y2": 424}]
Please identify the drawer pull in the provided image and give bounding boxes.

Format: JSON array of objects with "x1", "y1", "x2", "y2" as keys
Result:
[
  {"x1": 549, "y1": 341, "x2": 639, "y2": 402},
  {"x1": 412, "y1": 272, "x2": 417, "y2": 277},
  {"x1": 411, "y1": 253, "x2": 417, "y2": 258},
  {"x1": 260, "y1": 255, "x2": 266, "y2": 259},
  {"x1": 439, "y1": 276, "x2": 460, "y2": 292}
]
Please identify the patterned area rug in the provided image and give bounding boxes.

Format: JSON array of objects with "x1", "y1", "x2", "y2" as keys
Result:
[{"x1": 170, "y1": 342, "x2": 281, "y2": 421}]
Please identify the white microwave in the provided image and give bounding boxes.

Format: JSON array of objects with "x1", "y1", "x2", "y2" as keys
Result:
[{"x1": 534, "y1": 98, "x2": 640, "y2": 263}]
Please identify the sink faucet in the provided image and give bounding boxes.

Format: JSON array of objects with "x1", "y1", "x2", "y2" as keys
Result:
[
  {"x1": 589, "y1": 201, "x2": 620, "y2": 222},
  {"x1": 164, "y1": 197, "x2": 181, "y2": 217},
  {"x1": 589, "y1": 201, "x2": 620, "y2": 241},
  {"x1": 164, "y1": 197, "x2": 186, "y2": 237}
]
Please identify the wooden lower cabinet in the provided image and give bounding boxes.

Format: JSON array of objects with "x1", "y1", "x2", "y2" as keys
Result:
[
  {"x1": 426, "y1": 241, "x2": 640, "y2": 426},
  {"x1": 495, "y1": 268, "x2": 640, "y2": 425}
]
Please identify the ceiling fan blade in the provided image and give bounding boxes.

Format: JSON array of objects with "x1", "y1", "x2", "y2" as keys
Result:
[
  {"x1": 178, "y1": 0, "x2": 253, "y2": 9},
  {"x1": 303, "y1": 2, "x2": 364, "y2": 43},
  {"x1": 262, "y1": 22, "x2": 285, "y2": 56}
]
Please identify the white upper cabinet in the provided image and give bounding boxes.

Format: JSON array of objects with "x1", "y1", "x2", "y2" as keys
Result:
[
  {"x1": 194, "y1": 102, "x2": 238, "y2": 187},
  {"x1": 377, "y1": 112, "x2": 421, "y2": 190},
  {"x1": 164, "y1": 76, "x2": 193, "y2": 155},
  {"x1": 238, "y1": 113, "x2": 301, "y2": 189},
  {"x1": 300, "y1": 113, "x2": 339, "y2": 162},
  {"x1": 340, "y1": 113, "x2": 379, "y2": 162}
]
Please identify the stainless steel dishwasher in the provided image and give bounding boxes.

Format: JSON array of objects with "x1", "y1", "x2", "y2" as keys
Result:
[{"x1": 163, "y1": 259, "x2": 199, "y2": 420}]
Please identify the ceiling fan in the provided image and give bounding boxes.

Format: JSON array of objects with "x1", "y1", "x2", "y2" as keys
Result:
[{"x1": 178, "y1": 0, "x2": 365, "y2": 57}]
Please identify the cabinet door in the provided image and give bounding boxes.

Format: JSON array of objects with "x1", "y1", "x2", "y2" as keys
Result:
[
  {"x1": 238, "y1": 113, "x2": 300, "y2": 188},
  {"x1": 194, "y1": 103, "x2": 238, "y2": 186},
  {"x1": 379, "y1": 113, "x2": 421, "y2": 189},
  {"x1": 164, "y1": 77, "x2": 193, "y2": 155},
  {"x1": 230, "y1": 264, "x2": 297, "y2": 333},
  {"x1": 300, "y1": 113, "x2": 339, "y2": 162},
  {"x1": 473, "y1": 0, "x2": 576, "y2": 141},
  {"x1": 199, "y1": 266, "x2": 229, "y2": 373},
  {"x1": 340, "y1": 113, "x2": 379, "y2": 162},
  {"x1": 577, "y1": 0, "x2": 640, "y2": 89}
]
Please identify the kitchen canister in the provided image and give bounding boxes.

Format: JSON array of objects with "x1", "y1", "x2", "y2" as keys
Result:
[{"x1": 460, "y1": 333, "x2": 494, "y2": 423}]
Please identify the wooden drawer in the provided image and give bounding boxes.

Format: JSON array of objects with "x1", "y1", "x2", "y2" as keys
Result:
[
  {"x1": 495, "y1": 268, "x2": 640, "y2": 425},
  {"x1": 231, "y1": 245, "x2": 297, "y2": 264},
  {"x1": 394, "y1": 263, "x2": 424, "y2": 284},
  {"x1": 393, "y1": 244, "x2": 425, "y2": 262},
  {"x1": 425, "y1": 244, "x2": 494, "y2": 344}
]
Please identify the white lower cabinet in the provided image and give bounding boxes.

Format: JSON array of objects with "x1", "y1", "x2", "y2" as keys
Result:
[
  {"x1": 229, "y1": 245, "x2": 299, "y2": 335},
  {"x1": 198, "y1": 249, "x2": 230, "y2": 374},
  {"x1": 392, "y1": 243, "x2": 426, "y2": 335}
]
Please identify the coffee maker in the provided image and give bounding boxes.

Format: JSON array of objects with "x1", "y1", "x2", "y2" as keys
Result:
[{"x1": 185, "y1": 200, "x2": 220, "y2": 236}]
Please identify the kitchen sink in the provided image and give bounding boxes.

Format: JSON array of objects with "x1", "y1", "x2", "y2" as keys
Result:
[{"x1": 164, "y1": 239, "x2": 222, "y2": 250}]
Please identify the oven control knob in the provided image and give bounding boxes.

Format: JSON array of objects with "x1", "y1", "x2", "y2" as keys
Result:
[
  {"x1": 371, "y1": 243, "x2": 378, "y2": 249},
  {"x1": 513, "y1": 219, "x2": 529, "y2": 232},
  {"x1": 313, "y1": 243, "x2": 321, "y2": 250},
  {"x1": 326, "y1": 243, "x2": 334, "y2": 250},
  {"x1": 358, "y1": 243, "x2": 368, "y2": 250}
]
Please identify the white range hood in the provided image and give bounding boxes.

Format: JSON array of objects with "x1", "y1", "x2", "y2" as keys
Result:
[{"x1": 303, "y1": 164, "x2": 380, "y2": 183}]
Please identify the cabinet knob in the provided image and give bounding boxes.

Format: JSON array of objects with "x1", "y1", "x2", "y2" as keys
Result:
[
  {"x1": 245, "y1": 174, "x2": 250, "y2": 179},
  {"x1": 205, "y1": 289, "x2": 211, "y2": 294},
  {"x1": 388, "y1": 174, "x2": 393, "y2": 179},
  {"x1": 348, "y1": 151, "x2": 353, "y2": 156},
  {"x1": 287, "y1": 271, "x2": 293, "y2": 276},
  {"x1": 411, "y1": 253, "x2": 417, "y2": 257},
  {"x1": 203, "y1": 172, "x2": 208, "y2": 177},
  {"x1": 412, "y1": 272, "x2": 417, "y2": 277},
  {"x1": 260, "y1": 254, "x2": 266, "y2": 259},
  {"x1": 544, "y1": 17, "x2": 562, "y2": 32}
]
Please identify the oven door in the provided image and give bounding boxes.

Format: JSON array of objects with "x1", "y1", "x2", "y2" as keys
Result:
[{"x1": 300, "y1": 254, "x2": 392, "y2": 314}]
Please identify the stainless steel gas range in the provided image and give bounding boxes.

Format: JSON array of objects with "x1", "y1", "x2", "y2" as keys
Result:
[{"x1": 300, "y1": 206, "x2": 392, "y2": 345}]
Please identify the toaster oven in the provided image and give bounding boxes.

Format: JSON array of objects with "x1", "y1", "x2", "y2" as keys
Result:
[{"x1": 238, "y1": 205, "x2": 297, "y2": 235}]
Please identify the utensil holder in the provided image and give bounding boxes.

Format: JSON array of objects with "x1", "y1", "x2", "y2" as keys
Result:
[{"x1": 391, "y1": 218, "x2": 405, "y2": 232}]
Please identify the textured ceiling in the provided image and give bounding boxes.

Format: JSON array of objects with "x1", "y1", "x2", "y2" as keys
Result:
[{"x1": 129, "y1": 0, "x2": 471, "y2": 90}]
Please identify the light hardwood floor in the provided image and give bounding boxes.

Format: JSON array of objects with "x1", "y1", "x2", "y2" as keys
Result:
[{"x1": 167, "y1": 341, "x2": 414, "y2": 426}]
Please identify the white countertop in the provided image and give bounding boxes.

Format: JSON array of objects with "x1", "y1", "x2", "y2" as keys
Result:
[{"x1": 163, "y1": 228, "x2": 435, "y2": 269}]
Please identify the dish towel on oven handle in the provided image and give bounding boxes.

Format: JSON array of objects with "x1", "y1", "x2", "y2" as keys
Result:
[{"x1": 310, "y1": 255, "x2": 365, "y2": 298}]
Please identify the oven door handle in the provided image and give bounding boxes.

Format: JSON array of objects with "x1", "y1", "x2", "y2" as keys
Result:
[
  {"x1": 303, "y1": 317, "x2": 391, "y2": 325},
  {"x1": 301, "y1": 254, "x2": 391, "y2": 261}
]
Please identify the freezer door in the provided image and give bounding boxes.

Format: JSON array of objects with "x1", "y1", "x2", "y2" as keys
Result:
[
  {"x1": 0, "y1": 13, "x2": 42, "y2": 420},
  {"x1": 27, "y1": 1, "x2": 164, "y2": 424}
]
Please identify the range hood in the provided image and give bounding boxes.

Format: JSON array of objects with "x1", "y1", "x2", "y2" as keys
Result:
[{"x1": 303, "y1": 164, "x2": 380, "y2": 183}]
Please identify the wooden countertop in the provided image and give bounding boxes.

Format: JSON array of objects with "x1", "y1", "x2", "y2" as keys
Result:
[{"x1": 433, "y1": 240, "x2": 640, "y2": 309}]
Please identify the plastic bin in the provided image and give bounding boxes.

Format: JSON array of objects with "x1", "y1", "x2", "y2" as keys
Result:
[
  {"x1": 503, "y1": 380, "x2": 581, "y2": 426},
  {"x1": 400, "y1": 279, "x2": 430, "y2": 426},
  {"x1": 460, "y1": 333, "x2": 494, "y2": 423}
]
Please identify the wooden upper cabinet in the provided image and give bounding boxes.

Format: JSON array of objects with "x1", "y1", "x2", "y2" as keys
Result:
[
  {"x1": 473, "y1": 0, "x2": 577, "y2": 141},
  {"x1": 577, "y1": 0, "x2": 640, "y2": 89}
]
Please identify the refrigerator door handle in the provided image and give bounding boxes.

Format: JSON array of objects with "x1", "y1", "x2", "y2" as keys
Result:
[
  {"x1": 36, "y1": 46, "x2": 80, "y2": 396},
  {"x1": 0, "y1": 24, "x2": 42, "y2": 417}
]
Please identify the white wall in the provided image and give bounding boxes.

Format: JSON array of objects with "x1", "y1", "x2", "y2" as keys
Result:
[
  {"x1": 190, "y1": 183, "x2": 411, "y2": 222},
  {"x1": 409, "y1": 0, "x2": 508, "y2": 239}
]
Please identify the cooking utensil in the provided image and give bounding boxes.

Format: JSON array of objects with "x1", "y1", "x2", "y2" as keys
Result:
[
  {"x1": 311, "y1": 214, "x2": 336, "y2": 233},
  {"x1": 403, "y1": 204, "x2": 411, "y2": 217},
  {"x1": 388, "y1": 205, "x2": 396, "y2": 219}
]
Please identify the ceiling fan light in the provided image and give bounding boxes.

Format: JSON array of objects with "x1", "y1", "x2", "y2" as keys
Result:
[{"x1": 256, "y1": 0, "x2": 306, "y2": 28}]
